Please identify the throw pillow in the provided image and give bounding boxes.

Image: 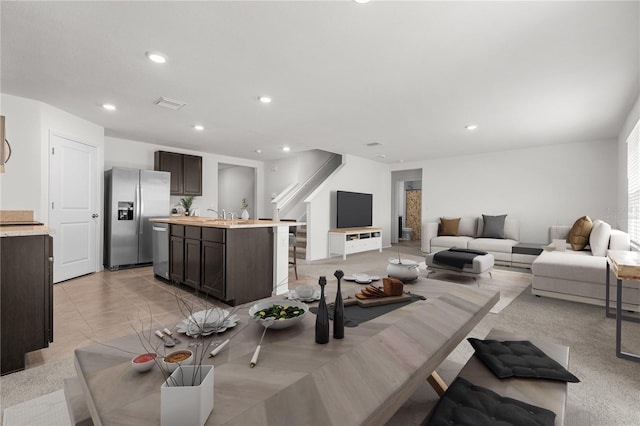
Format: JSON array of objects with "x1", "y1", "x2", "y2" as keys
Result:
[
  {"x1": 480, "y1": 214, "x2": 506, "y2": 239},
  {"x1": 567, "y1": 216, "x2": 593, "y2": 251},
  {"x1": 426, "y1": 377, "x2": 556, "y2": 426},
  {"x1": 467, "y1": 338, "x2": 580, "y2": 383},
  {"x1": 438, "y1": 217, "x2": 461, "y2": 236},
  {"x1": 589, "y1": 220, "x2": 611, "y2": 257}
]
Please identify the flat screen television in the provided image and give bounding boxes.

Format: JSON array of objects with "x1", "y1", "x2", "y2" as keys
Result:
[{"x1": 336, "y1": 190, "x2": 373, "y2": 228}]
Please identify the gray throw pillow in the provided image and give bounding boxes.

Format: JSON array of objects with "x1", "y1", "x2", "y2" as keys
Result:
[{"x1": 481, "y1": 214, "x2": 507, "y2": 239}]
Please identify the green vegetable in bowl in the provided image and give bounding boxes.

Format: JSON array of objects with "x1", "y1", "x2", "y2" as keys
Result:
[{"x1": 255, "y1": 304, "x2": 305, "y2": 321}]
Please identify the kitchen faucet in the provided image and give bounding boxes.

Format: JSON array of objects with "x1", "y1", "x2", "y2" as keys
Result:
[
  {"x1": 207, "y1": 208, "x2": 234, "y2": 220},
  {"x1": 207, "y1": 208, "x2": 221, "y2": 218}
]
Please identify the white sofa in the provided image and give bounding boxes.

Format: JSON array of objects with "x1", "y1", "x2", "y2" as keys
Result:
[
  {"x1": 424, "y1": 216, "x2": 519, "y2": 266},
  {"x1": 531, "y1": 223, "x2": 640, "y2": 311}
]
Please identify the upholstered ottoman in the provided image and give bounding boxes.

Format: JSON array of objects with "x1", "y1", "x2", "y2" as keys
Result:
[{"x1": 425, "y1": 251, "x2": 494, "y2": 280}]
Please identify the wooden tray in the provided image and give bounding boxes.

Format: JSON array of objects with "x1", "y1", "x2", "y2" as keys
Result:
[{"x1": 344, "y1": 294, "x2": 411, "y2": 308}]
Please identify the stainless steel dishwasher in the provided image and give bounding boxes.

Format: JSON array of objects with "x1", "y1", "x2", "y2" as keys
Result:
[{"x1": 152, "y1": 222, "x2": 169, "y2": 279}]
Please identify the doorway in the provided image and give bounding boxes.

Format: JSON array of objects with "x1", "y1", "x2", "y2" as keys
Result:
[
  {"x1": 404, "y1": 185, "x2": 422, "y2": 241},
  {"x1": 390, "y1": 169, "x2": 423, "y2": 246},
  {"x1": 218, "y1": 163, "x2": 256, "y2": 219},
  {"x1": 49, "y1": 132, "x2": 99, "y2": 283}
]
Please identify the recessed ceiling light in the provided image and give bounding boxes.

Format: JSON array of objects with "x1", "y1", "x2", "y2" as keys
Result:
[
  {"x1": 399, "y1": 160, "x2": 405, "y2": 163},
  {"x1": 259, "y1": 96, "x2": 272, "y2": 104},
  {"x1": 102, "y1": 103, "x2": 116, "y2": 111},
  {"x1": 193, "y1": 125, "x2": 204, "y2": 131},
  {"x1": 465, "y1": 124, "x2": 478, "y2": 130},
  {"x1": 354, "y1": 0, "x2": 371, "y2": 3},
  {"x1": 377, "y1": 154, "x2": 386, "y2": 159},
  {"x1": 282, "y1": 146, "x2": 291, "y2": 152},
  {"x1": 255, "y1": 149, "x2": 263, "y2": 154},
  {"x1": 146, "y1": 51, "x2": 167, "y2": 64}
]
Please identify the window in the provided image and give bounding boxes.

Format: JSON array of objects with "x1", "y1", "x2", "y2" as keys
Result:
[{"x1": 628, "y1": 119, "x2": 640, "y2": 244}]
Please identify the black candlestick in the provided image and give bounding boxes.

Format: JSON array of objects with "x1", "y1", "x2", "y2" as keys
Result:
[
  {"x1": 333, "y1": 269, "x2": 345, "y2": 339},
  {"x1": 315, "y1": 276, "x2": 329, "y2": 344}
]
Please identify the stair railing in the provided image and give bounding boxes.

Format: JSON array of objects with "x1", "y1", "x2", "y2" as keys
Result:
[{"x1": 271, "y1": 153, "x2": 341, "y2": 220}]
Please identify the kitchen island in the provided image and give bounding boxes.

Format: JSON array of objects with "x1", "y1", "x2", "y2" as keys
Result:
[{"x1": 150, "y1": 217, "x2": 300, "y2": 306}]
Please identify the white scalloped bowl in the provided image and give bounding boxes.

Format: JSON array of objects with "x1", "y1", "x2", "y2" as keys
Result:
[
  {"x1": 131, "y1": 353, "x2": 157, "y2": 373},
  {"x1": 161, "y1": 349, "x2": 193, "y2": 373},
  {"x1": 249, "y1": 300, "x2": 309, "y2": 330}
]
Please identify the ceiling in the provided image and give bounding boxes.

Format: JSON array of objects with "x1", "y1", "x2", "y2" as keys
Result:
[{"x1": 1, "y1": 1, "x2": 638, "y2": 163}]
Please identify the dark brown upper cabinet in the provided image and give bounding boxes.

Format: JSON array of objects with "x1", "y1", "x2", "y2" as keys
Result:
[{"x1": 154, "y1": 151, "x2": 202, "y2": 196}]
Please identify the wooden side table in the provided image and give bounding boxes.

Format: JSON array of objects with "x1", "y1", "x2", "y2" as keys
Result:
[{"x1": 605, "y1": 250, "x2": 640, "y2": 362}]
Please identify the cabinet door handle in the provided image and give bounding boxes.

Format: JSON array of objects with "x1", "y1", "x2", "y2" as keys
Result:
[{"x1": 92, "y1": 213, "x2": 99, "y2": 218}]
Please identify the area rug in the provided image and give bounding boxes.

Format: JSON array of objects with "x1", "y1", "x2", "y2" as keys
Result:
[
  {"x1": 426, "y1": 266, "x2": 531, "y2": 314},
  {"x1": 2, "y1": 390, "x2": 70, "y2": 426}
]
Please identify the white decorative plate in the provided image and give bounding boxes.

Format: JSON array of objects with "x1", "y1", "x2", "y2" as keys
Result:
[
  {"x1": 287, "y1": 289, "x2": 321, "y2": 302},
  {"x1": 336, "y1": 274, "x2": 381, "y2": 283},
  {"x1": 176, "y1": 309, "x2": 239, "y2": 337}
]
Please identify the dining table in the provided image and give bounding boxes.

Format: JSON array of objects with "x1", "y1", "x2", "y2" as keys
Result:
[{"x1": 73, "y1": 279, "x2": 499, "y2": 425}]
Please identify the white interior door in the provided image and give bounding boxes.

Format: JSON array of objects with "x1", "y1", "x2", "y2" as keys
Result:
[{"x1": 49, "y1": 132, "x2": 99, "y2": 283}]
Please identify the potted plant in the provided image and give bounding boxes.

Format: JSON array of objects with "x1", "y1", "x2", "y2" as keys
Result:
[
  {"x1": 240, "y1": 197, "x2": 250, "y2": 220},
  {"x1": 180, "y1": 196, "x2": 194, "y2": 216}
]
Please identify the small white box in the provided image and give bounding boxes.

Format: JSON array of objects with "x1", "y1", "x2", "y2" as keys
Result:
[{"x1": 552, "y1": 239, "x2": 567, "y2": 251}]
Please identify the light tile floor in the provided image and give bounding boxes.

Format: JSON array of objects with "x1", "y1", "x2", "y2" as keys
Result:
[{"x1": 26, "y1": 267, "x2": 304, "y2": 369}]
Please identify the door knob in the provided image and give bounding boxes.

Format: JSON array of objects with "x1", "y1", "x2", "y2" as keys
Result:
[{"x1": 92, "y1": 213, "x2": 99, "y2": 218}]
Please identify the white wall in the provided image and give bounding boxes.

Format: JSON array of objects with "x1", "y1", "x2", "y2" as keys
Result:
[
  {"x1": 105, "y1": 136, "x2": 265, "y2": 218},
  {"x1": 306, "y1": 154, "x2": 391, "y2": 260},
  {"x1": 617, "y1": 94, "x2": 640, "y2": 233},
  {"x1": 218, "y1": 165, "x2": 255, "y2": 218},
  {"x1": 390, "y1": 140, "x2": 618, "y2": 248},
  {"x1": 0, "y1": 93, "x2": 104, "y2": 224},
  {"x1": 0, "y1": 95, "x2": 43, "y2": 216}
]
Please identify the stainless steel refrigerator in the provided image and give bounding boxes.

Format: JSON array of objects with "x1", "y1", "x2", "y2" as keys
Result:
[{"x1": 104, "y1": 167, "x2": 170, "y2": 270}]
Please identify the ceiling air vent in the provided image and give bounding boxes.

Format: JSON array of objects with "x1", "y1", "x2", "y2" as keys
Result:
[
  {"x1": 366, "y1": 142, "x2": 383, "y2": 147},
  {"x1": 154, "y1": 97, "x2": 187, "y2": 110}
]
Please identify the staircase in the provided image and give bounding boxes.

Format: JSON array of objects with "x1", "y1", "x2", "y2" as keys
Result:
[{"x1": 272, "y1": 153, "x2": 342, "y2": 221}]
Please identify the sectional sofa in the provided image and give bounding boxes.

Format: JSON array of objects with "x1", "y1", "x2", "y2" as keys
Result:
[
  {"x1": 424, "y1": 216, "x2": 519, "y2": 266},
  {"x1": 531, "y1": 222, "x2": 640, "y2": 311}
]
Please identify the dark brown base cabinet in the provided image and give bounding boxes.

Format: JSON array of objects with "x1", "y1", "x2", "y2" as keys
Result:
[
  {"x1": 169, "y1": 225, "x2": 273, "y2": 306},
  {"x1": 1, "y1": 235, "x2": 53, "y2": 375}
]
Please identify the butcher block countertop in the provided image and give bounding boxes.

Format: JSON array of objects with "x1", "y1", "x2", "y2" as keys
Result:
[
  {"x1": 150, "y1": 217, "x2": 303, "y2": 229},
  {"x1": 0, "y1": 224, "x2": 55, "y2": 237},
  {"x1": 0, "y1": 210, "x2": 54, "y2": 237}
]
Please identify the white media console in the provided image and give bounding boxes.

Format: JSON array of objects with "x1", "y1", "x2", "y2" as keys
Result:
[{"x1": 328, "y1": 227, "x2": 383, "y2": 260}]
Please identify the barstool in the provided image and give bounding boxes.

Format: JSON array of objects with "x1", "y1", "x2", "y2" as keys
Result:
[
  {"x1": 260, "y1": 218, "x2": 298, "y2": 280},
  {"x1": 281, "y1": 219, "x2": 298, "y2": 280}
]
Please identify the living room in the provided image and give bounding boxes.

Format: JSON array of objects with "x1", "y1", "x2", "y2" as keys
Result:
[{"x1": 0, "y1": 1, "x2": 639, "y2": 425}]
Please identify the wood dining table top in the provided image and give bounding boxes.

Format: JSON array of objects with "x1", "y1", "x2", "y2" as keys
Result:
[{"x1": 74, "y1": 280, "x2": 499, "y2": 425}]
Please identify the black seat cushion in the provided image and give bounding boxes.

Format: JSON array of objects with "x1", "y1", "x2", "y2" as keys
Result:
[
  {"x1": 426, "y1": 377, "x2": 555, "y2": 426},
  {"x1": 468, "y1": 338, "x2": 580, "y2": 383}
]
